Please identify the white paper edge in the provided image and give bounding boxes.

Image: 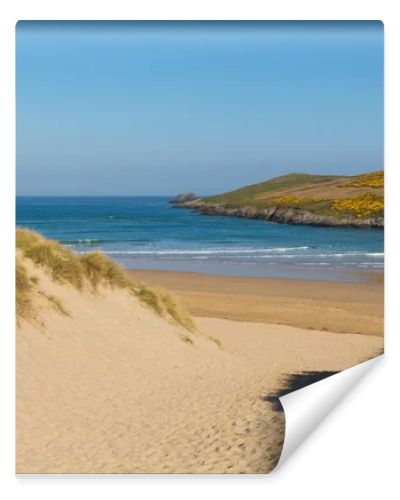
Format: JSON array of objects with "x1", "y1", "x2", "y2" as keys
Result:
[{"x1": 275, "y1": 354, "x2": 383, "y2": 470}]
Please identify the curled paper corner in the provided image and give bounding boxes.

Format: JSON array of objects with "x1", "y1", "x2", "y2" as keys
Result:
[{"x1": 274, "y1": 354, "x2": 383, "y2": 471}]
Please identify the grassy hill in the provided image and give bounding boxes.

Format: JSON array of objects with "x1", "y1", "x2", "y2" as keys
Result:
[{"x1": 204, "y1": 171, "x2": 383, "y2": 221}]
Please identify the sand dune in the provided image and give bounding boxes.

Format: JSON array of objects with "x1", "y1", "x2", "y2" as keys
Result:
[{"x1": 17, "y1": 258, "x2": 382, "y2": 473}]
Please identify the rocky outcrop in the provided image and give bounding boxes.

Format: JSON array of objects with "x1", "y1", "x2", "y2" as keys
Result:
[
  {"x1": 170, "y1": 193, "x2": 199, "y2": 205},
  {"x1": 173, "y1": 199, "x2": 384, "y2": 228}
]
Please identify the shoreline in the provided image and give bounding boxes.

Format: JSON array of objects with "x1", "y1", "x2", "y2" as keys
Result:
[
  {"x1": 17, "y1": 243, "x2": 384, "y2": 473},
  {"x1": 127, "y1": 268, "x2": 384, "y2": 336},
  {"x1": 172, "y1": 199, "x2": 384, "y2": 228},
  {"x1": 117, "y1": 256, "x2": 383, "y2": 283}
]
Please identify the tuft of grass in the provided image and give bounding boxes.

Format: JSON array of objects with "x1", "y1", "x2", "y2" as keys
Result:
[
  {"x1": 17, "y1": 228, "x2": 84, "y2": 289},
  {"x1": 16, "y1": 228, "x2": 196, "y2": 331},
  {"x1": 81, "y1": 251, "x2": 129, "y2": 289},
  {"x1": 16, "y1": 227, "x2": 43, "y2": 251},
  {"x1": 156, "y1": 289, "x2": 196, "y2": 332},
  {"x1": 45, "y1": 294, "x2": 70, "y2": 316},
  {"x1": 180, "y1": 334, "x2": 194, "y2": 345},
  {"x1": 136, "y1": 284, "x2": 196, "y2": 332},
  {"x1": 208, "y1": 335, "x2": 223, "y2": 349},
  {"x1": 136, "y1": 285, "x2": 165, "y2": 315},
  {"x1": 16, "y1": 258, "x2": 33, "y2": 320}
]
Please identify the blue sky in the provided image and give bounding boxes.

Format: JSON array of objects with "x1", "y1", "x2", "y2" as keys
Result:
[{"x1": 16, "y1": 21, "x2": 383, "y2": 196}]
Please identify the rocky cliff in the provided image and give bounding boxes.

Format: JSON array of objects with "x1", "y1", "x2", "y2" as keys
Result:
[
  {"x1": 172, "y1": 198, "x2": 383, "y2": 228},
  {"x1": 170, "y1": 171, "x2": 384, "y2": 228}
]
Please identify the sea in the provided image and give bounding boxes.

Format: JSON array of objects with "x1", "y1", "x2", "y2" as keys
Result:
[{"x1": 16, "y1": 196, "x2": 384, "y2": 282}]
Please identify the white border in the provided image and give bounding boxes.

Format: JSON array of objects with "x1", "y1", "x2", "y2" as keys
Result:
[{"x1": 1, "y1": 2, "x2": 398, "y2": 499}]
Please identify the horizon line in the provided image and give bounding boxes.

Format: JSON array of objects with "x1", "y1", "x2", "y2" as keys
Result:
[{"x1": 15, "y1": 194, "x2": 200, "y2": 198}]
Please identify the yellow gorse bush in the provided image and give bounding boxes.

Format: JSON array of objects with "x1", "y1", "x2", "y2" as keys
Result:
[
  {"x1": 331, "y1": 194, "x2": 384, "y2": 218},
  {"x1": 269, "y1": 195, "x2": 323, "y2": 207},
  {"x1": 340, "y1": 171, "x2": 383, "y2": 188}
]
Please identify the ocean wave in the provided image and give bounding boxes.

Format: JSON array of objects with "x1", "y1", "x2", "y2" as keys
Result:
[
  {"x1": 257, "y1": 252, "x2": 384, "y2": 259},
  {"x1": 93, "y1": 246, "x2": 310, "y2": 256},
  {"x1": 310, "y1": 252, "x2": 383, "y2": 258},
  {"x1": 73, "y1": 247, "x2": 384, "y2": 261},
  {"x1": 64, "y1": 238, "x2": 153, "y2": 246},
  {"x1": 62, "y1": 238, "x2": 109, "y2": 245}
]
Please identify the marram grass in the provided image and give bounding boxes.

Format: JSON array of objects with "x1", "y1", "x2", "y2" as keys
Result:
[
  {"x1": 16, "y1": 257, "x2": 33, "y2": 321},
  {"x1": 16, "y1": 228, "x2": 196, "y2": 331}
]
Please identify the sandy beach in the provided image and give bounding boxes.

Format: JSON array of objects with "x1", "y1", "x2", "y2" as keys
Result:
[
  {"x1": 17, "y1": 250, "x2": 383, "y2": 473},
  {"x1": 128, "y1": 270, "x2": 384, "y2": 336},
  {"x1": 15, "y1": 21, "x2": 385, "y2": 479}
]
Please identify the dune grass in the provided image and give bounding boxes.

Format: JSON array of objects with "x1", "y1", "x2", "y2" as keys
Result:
[
  {"x1": 16, "y1": 258, "x2": 33, "y2": 320},
  {"x1": 207, "y1": 335, "x2": 223, "y2": 349},
  {"x1": 17, "y1": 229, "x2": 84, "y2": 289},
  {"x1": 16, "y1": 228, "x2": 195, "y2": 331},
  {"x1": 136, "y1": 285, "x2": 196, "y2": 332},
  {"x1": 80, "y1": 251, "x2": 129, "y2": 289},
  {"x1": 44, "y1": 294, "x2": 70, "y2": 316},
  {"x1": 179, "y1": 334, "x2": 194, "y2": 345}
]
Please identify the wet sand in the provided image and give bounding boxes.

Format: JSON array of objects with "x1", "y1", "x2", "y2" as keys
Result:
[{"x1": 128, "y1": 270, "x2": 384, "y2": 336}]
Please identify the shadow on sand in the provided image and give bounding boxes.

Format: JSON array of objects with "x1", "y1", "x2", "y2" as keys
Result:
[{"x1": 264, "y1": 371, "x2": 340, "y2": 412}]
